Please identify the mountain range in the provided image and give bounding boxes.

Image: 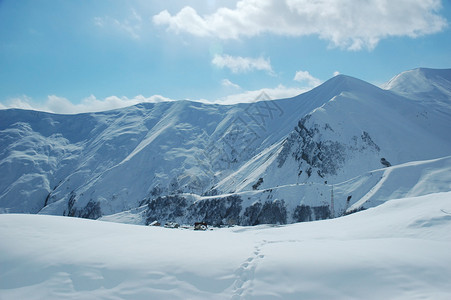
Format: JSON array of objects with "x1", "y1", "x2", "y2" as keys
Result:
[{"x1": 1, "y1": 67, "x2": 450, "y2": 226}]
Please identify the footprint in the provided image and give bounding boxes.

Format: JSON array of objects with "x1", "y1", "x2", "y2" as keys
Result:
[
  {"x1": 234, "y1": 279, "x2": 244, "y2": 289},
  {"x1": 235, "y1": 267, "x2": 245, "y2": 276},
  {"x1": 240, "y1": 272, "x2": 250, "y2": 281},
  {"x1": 231, "y1": 241, "x2": 267, "y2": 299}
]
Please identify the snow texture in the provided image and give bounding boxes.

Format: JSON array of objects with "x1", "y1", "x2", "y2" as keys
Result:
[{"x1": 1, "y1": 192, "x2": 451, "y2": 299}]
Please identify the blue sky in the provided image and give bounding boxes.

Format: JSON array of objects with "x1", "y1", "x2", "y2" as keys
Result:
[{"x1": 1, "y1": 0, "x2": 450, "y2": 113}]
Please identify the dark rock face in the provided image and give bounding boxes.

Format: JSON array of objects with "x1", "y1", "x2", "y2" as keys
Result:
[
  {"x1": 65, "y1": 192, "x2": 102, "y2": 220},
  {"x1": 362, "y1": 131, "x2": 380, "y2": 151},
  {"x1": 62, "y1": 184, "x2": 334, "y2": 227},
  {"x1": 144, "y1": 195, "x2": 188, "y2": 225},
  {"x1": 313, "y1": 205, "x2": 331, "y2": 220},
  {"x1": 292, "y1": 205, "x2": 312, "y2": 222},
  {"x1": 66, "y1": 192, "x2": 77, "y2": 217},
  {"x1": 277, "y1": 116, "x2": 346, "y2": 177},
  {"x1": 240, "y1": 199, "x2": 288, "y2": 226},
  {"x1": 144, "y1": 194, "x2": 242, "y2": 226},
  {"x1": 187, "y1": 195, "x2": 242, "y2": 227},
  {"x1": 78, "y1": 201, "x2": 102, "y2": 219},
  {"x1": 252, "y1": 178, "x2": 264, "y2": 190},
  {"x1": 277, "y1": 115, "x2": 381, "y2": 180},
  {"x1": 140, "y1": 195, "x2": 307, "y2": 226},
  {"x1": 293, "y1": 204, "x2": 331, "y2": 222}
]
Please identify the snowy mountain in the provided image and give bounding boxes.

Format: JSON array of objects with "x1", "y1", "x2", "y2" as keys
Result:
[
  {"x1": 101, "y1": 155, "x2": 451, "y2": 226},
  {"x1": 384, "y1": 67, "x2": 451, "y2": 102},
  {"x1": 1, "y1": 67, "x2": 450, "y2": 225}
]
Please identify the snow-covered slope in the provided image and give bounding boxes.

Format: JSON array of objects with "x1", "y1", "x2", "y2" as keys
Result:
[
  {"x1": 0, "y1": 97, "x2": 321, "y2": 217},
  {"x1": 216, "y1": 74, "x2": 451, "y2": 193},
  {"x1": 384, "y1": 67, "x2": 451, "y2": 102},
  {"x1": 1, "y1": 68, "x2": 451, "y2": 225},
  {"x1": 101, "y1": 155, "x2": 451, "y2": 226},
  {"x1": 1, "y1": 192, "x2": 451, "y2": 299}
]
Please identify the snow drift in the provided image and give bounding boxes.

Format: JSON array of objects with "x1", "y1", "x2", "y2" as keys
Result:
[{"x1": 1, "y1": 191, "x2": 451, "y2": 299}]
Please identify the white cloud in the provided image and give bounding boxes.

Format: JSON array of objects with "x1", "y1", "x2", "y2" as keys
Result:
[
  {"x1": 94, "y1": 8, "x2": 143, "y2": 39},
  {"x1": 214, "y1": 84, "x2": 311, "y2": 105},
  {"x1": 293, "y1": 70, "x2": 322, "y2": 87},
  {"x1": 0, "y1": 85, "x2": 312, "y2": 113},
  {"x1": 333, "y1": 71, "x2": 341, "y2": 77},
  {"x1": 212, "y1": 54, "x2": 273, "y2": 73},
  {"x1": 0, "y1": 94, "x2": 175, "y2": 114},
  {"x1": 153, "y1": 0, "x2": 447, "y2": 50},
  {"x1": 221, "y1": 79, "x2": 241, "y2": 89},
  {"x1": 153, "y1": 7, "x2": 210, "y2": 37}
]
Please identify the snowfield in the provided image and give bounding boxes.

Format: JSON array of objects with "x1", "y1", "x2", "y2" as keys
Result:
[{"x1": 1, "y1": 192, "x2": 451, "y2": 299}]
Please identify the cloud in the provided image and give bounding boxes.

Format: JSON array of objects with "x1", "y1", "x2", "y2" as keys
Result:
[
  {"x1": 221, "y1": 79, "x2": 241, "y2": 89},
  {"x1": 293, "y1": 70, "x2": 322, "y2": 87},
  {"x1": 212, "y1": 54, "x2": 273, "y2": 73},
  {"x1": 333, "y1": 71, "x2": 341, "y2": 77},
  {"x1": 94, "y1": 8, "x2": 143, "y2": 39},
  {"x1": 1, "y1": 96, "x2": 37, "y2": 111},
  {"x1": 0, "y1": 94, "x2": 175, "y2": 114},
  {"x1": 214, "y1": 84, "x2": 310, "y2": 105},
  {"x1": 153, "y1": 7, "x2": 210, "y2": 37},
  {"x1": 0, "y1": 85, "x2": 312, "y2": 113},
  {"x1": 153, "y1": 0, "x2": 447, "y2": 50}
]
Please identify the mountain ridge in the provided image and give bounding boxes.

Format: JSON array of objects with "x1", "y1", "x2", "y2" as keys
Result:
[{"x1": 1, "y1": 67, "x2": 450, "y2": 226}]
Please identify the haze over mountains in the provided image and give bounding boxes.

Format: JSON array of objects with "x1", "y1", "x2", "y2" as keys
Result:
[{"x1": 1, "y1": 68, "x2": 450, "y2": 226}]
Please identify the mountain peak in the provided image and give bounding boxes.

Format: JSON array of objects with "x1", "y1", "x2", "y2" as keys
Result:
[
  {"x1": 384, "y1": 67, "x2": 451, "y2": 100},
  {"x1": 303, "y1": 73, "x2": 382, "y2": 101}
]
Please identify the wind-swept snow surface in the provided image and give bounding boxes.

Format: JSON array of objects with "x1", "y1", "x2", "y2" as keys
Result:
[
  {"x1": 1, "y1": 192, "x2": 451, "y2": 299},
  {"x1": 384, "y1": 68, "x2": 451, "y2": 101}
]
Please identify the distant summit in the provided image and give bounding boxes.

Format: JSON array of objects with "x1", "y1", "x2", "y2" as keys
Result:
[{"x1": 384, "y1": 67, "x2": 451, "y2": 101}]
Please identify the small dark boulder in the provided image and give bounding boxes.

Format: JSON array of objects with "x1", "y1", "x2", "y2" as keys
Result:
[
  {"x1": 380, "y1": 158, "x2": 391, "y2": 167},
  {"x1": 252, "y1": 178, "x2": 264, "y2": 190},
  {"x1": 194, "y1": 222, "x2": 208, "y2": 231}
]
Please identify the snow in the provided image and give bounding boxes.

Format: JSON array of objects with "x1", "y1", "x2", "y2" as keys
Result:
[
  {"x1": 1, "y1": 68, "x2": 451, "y2": 222},
  {"x1": 213, "y1": 75, "x2": 451, "y2": 204},
  {"x1": 342, "y1": 156, "x2": 451, "y2": 213},
  {"x1": 384, "y1": 68, "x2": 451, "y2": 102},
  {"x1": 1, "y1": 191, "x2": 451, "y2": 299},
  {"x1": 1, "y1": 64, "x2": 451, "y2": 297}
]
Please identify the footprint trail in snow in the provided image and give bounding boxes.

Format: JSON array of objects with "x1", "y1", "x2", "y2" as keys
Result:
[{"x1": 231, "y1": 240, "x2": 267, "y2": 300}]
